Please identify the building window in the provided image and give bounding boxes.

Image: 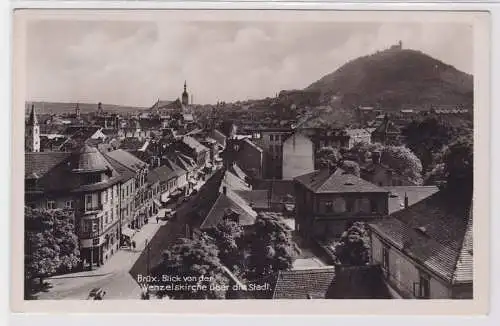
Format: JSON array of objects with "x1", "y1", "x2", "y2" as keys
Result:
[
  {"x1": 46, "y1": 200, "x2": 56, "y2": 210},
  {"x1": 85, "y1": 194, "x2": 93, "y2": 210},
  {"x1": 370, "y1": 199, "x2": 378, "y2": 213},
  {"x1": 64, "y1": 200, "x2": 73, "y2": 209},
  {"x1": 105, "y1": 212, "x2": 108, "y2": 224},
  {"x1": 91, "y1": 220, "x2": 98, "y2": 232},
  {"x1": 346, "y1": 198, "x2": 355, "y2": 212},
  {"x1": 103, "y1": 191, "x2": 107, "y2": 204},
  {"x1": 416, "y1": 273, "x2": 431, "y2": 299},
  {"x1": 382, "y1": 246, "x2": 389, "y2": 273},
  {"x1": 270, "y1": 135, "x2": 274, "y2": 141},
  {"x1": 325, "y1": 201, "x2": 333, "y2": 213}
]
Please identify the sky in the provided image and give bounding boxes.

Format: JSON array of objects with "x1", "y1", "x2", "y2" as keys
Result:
[{"x1": 26, "y1": 20, "x2": 473, "y2": 107}]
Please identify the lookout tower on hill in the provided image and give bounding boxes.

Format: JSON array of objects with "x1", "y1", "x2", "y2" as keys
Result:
[{"x1": 390, "y1": 41, "x2": 403, "y2": 51}]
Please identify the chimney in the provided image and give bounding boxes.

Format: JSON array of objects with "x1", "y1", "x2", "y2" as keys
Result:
[
  {"x1": 372, "y1": 151, "x2": 381, "y2": 165},
  {"x1": 222, "y1": 186, "x2": 227, "y2": 195},
  {"x1": 404, "y1": 192, "x2": 409, "y2": 209}
]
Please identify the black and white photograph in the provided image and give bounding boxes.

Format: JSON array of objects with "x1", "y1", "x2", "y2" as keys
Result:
[{"x1": 11, "y1": 8, "x2": 490, "y2": 313}]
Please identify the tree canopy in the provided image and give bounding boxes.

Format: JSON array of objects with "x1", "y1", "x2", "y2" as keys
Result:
[
  {"x1": 443, "y1": 135, "x2": 473, "y2": 200},
  {"x1": 246, "y1": 212, "x2": 300, "y2": 278},
  {"x1": 25, "y1": 208, "x2": 80, "y2": 287},
  {"x1": 315, "y1": 146, "x2": 342, "y2": 169},
  {"x1": 204, "y1": 219, "x2": 244, "y2": 274},
  {"x1": 402, "y1": 116, "x2": 472, "y2": 172},
  {"x1": 381, "y1": 146, "x2": 423, "y2": 185},
  {"x1": 333, "y1": 222, "x2": 370, "y2": 266},
  {"x1": 154, "y1": 236, "x2": 229, "y2": 300}
]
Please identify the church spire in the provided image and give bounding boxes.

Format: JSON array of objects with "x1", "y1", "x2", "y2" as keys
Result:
[{"x1": 28, "y1": 104, "x2": 38, "y2": 125}]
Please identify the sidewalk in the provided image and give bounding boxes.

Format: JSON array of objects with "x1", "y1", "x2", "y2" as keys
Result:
[{"x1": 48, "y1": 214, "x2": 167, "y2": 280}]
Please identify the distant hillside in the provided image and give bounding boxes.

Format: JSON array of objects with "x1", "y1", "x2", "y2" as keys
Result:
[
  {"x1": 306, "y1": 48, "x2": 473, "y2": 110},
  {"x1": 25, "y1": 101, "x2": 147, "y2": 115}
]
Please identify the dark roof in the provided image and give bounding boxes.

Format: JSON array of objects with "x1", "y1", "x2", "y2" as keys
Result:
[
  {"x1": 200, "y1": 191, "x2": 257, "y2": 230},
  {"x1": 271, "y1": 268, "x2": 336, "y2": 299},
  {"x1": 146, "y1": 165, "x2": 179, "y2": 184},
  {"x1": 73, "y1": 144, "x2": 110, "y2": 173},
  {"x1": 25, "y1": 152, "x2": 70, "y2": 179},
  {"x1": 25, "y1": 148, "x2": 124, "y2": 193},
  {"x1": 369, "y1": 192, "x2": 472, "y2": 284},
  {"x1": 27, "y1": 105, "x2": 38, "y2": 125},
  {"x1": 385, "y1": 186, "x2": 439, "y2": 214},
  {"x1": 162, "y1": 158, "x2": 186, "y2": 176},
  {"x1": 295, "y1": 169, "x2": 389, "y2": 194},
  {"x1": 104, "y1": 149, "x2": 147, "y2": 172}
]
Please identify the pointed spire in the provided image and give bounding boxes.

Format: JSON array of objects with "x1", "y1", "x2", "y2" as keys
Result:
[
  {"x1": 184, "y1": 80, "x2": 187, "y2": 92},
  {"x1": 28, "y1": 104, "x2": 38, "y2": 125}
]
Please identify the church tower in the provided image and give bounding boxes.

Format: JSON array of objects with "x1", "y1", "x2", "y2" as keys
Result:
[
  {"x1": 75, "y1": 102, "x2": 81, "y2": 119},
  {"x1": 25, "y1": 104, "x2": 40, "y2": 152},
  {"x1": 182, "y1": 81, "x2": 189, "y2": 106}
]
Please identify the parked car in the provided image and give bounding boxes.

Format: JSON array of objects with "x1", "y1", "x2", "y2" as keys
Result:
[{"x1": 88, "y1": 287, "x2": 106, "y2": 300}]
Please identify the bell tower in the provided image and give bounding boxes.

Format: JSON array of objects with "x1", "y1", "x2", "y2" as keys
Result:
[
  {"x1": 182, "y1": 81, "x2": 189, "y2": 107},
  {"x1": 25, "y1": 104, "x2": 40, "y2": 152}
]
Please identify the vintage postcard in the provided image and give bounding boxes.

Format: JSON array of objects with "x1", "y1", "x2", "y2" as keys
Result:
[{"x1": 10, "y1": 8, "x2": 490, "y2": 314}]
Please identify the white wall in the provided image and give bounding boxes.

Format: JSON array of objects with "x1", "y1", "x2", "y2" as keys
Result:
[
  {"x1": 371, "y1": 233, "x2": 451, "y2": 299},
  {"x1": 282, "y1": 134, "x2": 315, "y2": 180}
]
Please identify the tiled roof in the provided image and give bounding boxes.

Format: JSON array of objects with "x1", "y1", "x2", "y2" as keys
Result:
[
  {"x1": 25, "y1": 152, "x2": 70, "y2": 179},
  {"x1": 182, "y1": 136, "x2": 208, "y2": 154},
  {"x1": 228, "y1": 163, "x2": 249, "y2": 181},
  {"x1": 162, "y1": 158, "x2": 186, "y2": 177},
  {"x1": 104, "y1": 149, "x2": 147, "y2": 172},
  {"x1": 453, "y1": 206, "x2": 473, "y2": 283},
  {"x1": 295, "y1": 168, "x2": 388, "y2": 194},
  {"x1": 369, "y1": 192, "x2": 472, "y2": 284},
  {"x1": 73, "y1": 145, "x2": 110, "y2": 173},
  {"x1": 199, "y1": 191, "x2": 257, "y2": 230},
  {"x1": 271, "y1": 267, "x2": 336, "y2": 299},
  {"x1": 146, "y1": 165, "x2": 179, "y2": 184},
  {"x1": 385, "y1": 186, "x2": 439, "y2": 214},
  {"x1": 222, "y1": 170, "x2": 251, "y2": 191}
]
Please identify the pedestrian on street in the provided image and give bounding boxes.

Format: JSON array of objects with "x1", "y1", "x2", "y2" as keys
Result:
[
  {"x1": 132, "y1": 241, "x2": 136, "y2": 251},
  {"x1": 156, "y1": 216, "x2": 159, "y2": 224}
]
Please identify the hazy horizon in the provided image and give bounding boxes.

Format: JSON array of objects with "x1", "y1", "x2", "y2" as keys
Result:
[{"x1": 26, "y1": 20, "x2": 473, "y2": 107}]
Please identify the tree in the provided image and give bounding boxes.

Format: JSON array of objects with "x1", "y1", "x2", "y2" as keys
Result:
[
  {"x1": 246, "y1": 212, "x2": 301, "y2": 278},
  {"x1": 381, "y1": 146, "x2": 423, "y2": 185},
  {"x1": 348, "y1": 142, "x2": 384, "y2": 164},
  {"x1": 402, "y1": 117, "x2": 470, "y2": 172},
  {"x1": 316, "y1": 146, "x2": 342, "y2": 169},
  {"x1": 204, "y1": 219, "x2": 244, "y2": 273},
  {"x1": 443, "y1": 135, "x2": 473, "y2": 200},
  {"x1": 24, "y1": 208, "x2": 80, "y2": 293},
  {"x1": 153, "y1": 237, "x2": 229, "y2": 300},
  {"x1": 340, "y1": 160, "x2": 360, "y2": 177},
  {"x1": 333, "y1": 222, "x2": 370, "y2": 266}
]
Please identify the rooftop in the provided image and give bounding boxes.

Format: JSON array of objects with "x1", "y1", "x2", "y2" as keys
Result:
[
  {"x1": 295, "y1": 168, "x2": 389, "y2": 194},
  {"x1": 104, "y1": 149, "x2": 147, "y2": 172},
  {"x1": 369, "y1": 191, "x2": 472, "y2": 284}
]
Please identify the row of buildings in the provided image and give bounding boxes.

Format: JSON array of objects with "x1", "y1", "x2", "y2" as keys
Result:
[{"x1": 24, "y1": 83, "x2": 220, "y2": 269}]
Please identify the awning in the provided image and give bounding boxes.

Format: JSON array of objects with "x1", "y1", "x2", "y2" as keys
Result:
[{"x1": 121, "y1": 227, "x2": 135, "y2": 238}]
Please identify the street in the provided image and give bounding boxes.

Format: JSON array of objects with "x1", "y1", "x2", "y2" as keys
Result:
[{"x1": 34, "y1": 173, "x2": 212, "y2": 300}]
